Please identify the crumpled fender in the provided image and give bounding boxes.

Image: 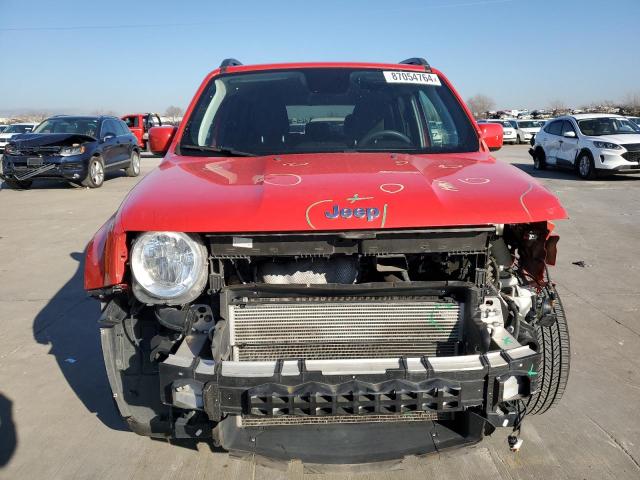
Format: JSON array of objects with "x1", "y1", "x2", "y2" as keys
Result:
[{"x1": 84, "y1": 215, "x2": 128, "y2": 291}]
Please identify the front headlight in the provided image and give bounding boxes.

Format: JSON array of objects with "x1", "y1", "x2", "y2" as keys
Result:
[
  {"x1": 59, "y1": 144, "x2": 86, "y2": 156},
  {"x1": 131, "y1": 232, "x2": 208, "y2": 304},
  {"x1": 593, "y1": 141, "x2": 622, "y2": 150},
  {"x1": 4, "y1": 143, "x2": 19, "y2": 155}
]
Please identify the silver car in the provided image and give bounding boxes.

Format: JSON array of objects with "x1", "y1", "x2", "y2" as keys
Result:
[{"x1": 0, "y1": 123, "x2": 38, "y2": 152}]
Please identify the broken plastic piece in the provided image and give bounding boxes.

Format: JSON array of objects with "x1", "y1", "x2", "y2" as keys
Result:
[{"x1": 572, "y1": 260, "x2": 591, "y2": 268}]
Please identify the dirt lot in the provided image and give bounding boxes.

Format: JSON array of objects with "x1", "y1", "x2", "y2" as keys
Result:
[{"x1": 1, "y1": 147, "x2": 640, "y2": 479}]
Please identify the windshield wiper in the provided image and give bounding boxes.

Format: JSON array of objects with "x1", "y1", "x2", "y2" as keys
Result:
[{"x1": 180, "y1": 144, "x2": 256, "y2": 157}]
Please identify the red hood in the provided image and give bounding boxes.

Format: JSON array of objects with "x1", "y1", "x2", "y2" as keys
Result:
[{"x1": 115, "y1": 151, "x2": 566, "y2": 233}]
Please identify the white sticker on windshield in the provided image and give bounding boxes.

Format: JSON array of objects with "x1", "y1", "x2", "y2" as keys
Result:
[
  {"x1": 383, "y1": 71, "x2": 441, "y2": 86},
  {"x1": 232, "y1": 237, "x2": 253, "y2": 249}
]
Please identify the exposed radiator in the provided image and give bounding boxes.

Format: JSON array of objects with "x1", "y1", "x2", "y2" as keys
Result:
[{"x1": 229, "y1": 296, "x2": 462, "y2": 361}]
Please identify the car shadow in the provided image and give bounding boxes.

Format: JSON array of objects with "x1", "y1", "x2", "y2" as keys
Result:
[
  {"x1": 31, "y1": 251, "x2": 219, "y2": 452},
  {"x1": 0, "y1": 170, "x2": 129, "y2": 190},
  {"x1": 0, "y1": 393, "x2": 17, "y2": 467},
  {"x1": 511, "y1": 162, "x2": 640, "y2": 182},
  {"x1": 32, "y1": 252, "x2": 127, "y2": 432}
]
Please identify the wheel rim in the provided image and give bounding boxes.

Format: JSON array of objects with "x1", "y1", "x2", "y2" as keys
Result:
[
  {"x1": 132, "y1": 153, "x2": 140, "y2": 174},
  {"x1": 579, "y1": 156, "x2": 589, "y2": 176},
  {"x1": 91, "y1": 161, "x2": 104, "y2": 184}
]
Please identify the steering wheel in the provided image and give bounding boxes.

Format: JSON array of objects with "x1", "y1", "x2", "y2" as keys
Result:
[{"x1": 359, "y1": 130, "x2": 412, "y2": 146}]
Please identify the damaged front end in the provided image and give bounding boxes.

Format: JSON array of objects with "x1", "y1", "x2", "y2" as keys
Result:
[
  {"x1": 91, "y1": 222, "x2": 569, "y2": 464},
  {"x1": 1, "y1": 134, "x2": 95, "y2": 183}
]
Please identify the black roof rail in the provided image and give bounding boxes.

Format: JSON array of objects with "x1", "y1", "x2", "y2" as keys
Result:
[
  {"x1": 399, "y1": 57, "x2": 432, "y2": 72},
  {"x1": 219, "y1": 58, "x2": 242, "y2": 71}
]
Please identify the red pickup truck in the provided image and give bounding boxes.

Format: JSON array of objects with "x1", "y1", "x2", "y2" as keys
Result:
[{"x1": 121, "y1": 113, "x2": 162, "y2": 150}]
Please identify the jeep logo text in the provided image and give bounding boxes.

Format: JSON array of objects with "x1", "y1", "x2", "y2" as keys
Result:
[{"x1": 324, "y1": 205, "x2": 380, "y2": 222}]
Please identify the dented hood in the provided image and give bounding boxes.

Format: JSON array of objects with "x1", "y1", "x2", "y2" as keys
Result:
[
  {"x1": 10, "y1": 133, "x2": 96, "y2": 147},
  {"x1": 116, "y1": 151, "x2": 567, "y2": 233}
]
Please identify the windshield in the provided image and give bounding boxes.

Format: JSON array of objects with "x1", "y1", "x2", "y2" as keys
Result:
[
  {"x1": 5, "y1": 124, "x2": 33, "y2": 133},
  {"x1": 34, "y1": 117, "x2": 98, "y2": 137},
  {"x1": 577, "y1": 117, "x2": 640, "y2": 136},
  {"x1": 180, "y1": 68, "x2": 478, "y2": 156},
  {"x1": 518, "y1": 121, "x2": 543, "y2": 128}
]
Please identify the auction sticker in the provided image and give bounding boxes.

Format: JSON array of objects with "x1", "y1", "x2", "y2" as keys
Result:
[{"x1": 383, "y1": 71, "x2": 441, "y2": 86}]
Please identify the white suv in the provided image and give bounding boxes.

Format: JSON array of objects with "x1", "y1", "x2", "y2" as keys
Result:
[
  {"x1": 477, "y1": 119, "x2": 517, "y2": 144},
  {"x1": 513, "y1": 119, "x2": 545, "y2": 144},
  {"x1": 530, "y1": 114, "x2": 640, "y2": 179}
]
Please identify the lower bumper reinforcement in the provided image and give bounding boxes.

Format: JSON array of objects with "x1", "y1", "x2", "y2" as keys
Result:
[{"x1": 159, "y1": 346, "x2": 540, "y2": 423}]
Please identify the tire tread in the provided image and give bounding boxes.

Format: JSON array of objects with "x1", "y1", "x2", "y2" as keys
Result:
[{"x1": 525, "y1": 284, "x2": 570, "y2": 415}]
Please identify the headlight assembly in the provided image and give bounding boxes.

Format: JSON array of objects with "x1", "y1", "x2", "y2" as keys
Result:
[
  {"x1": 593, "y1": 141, "x2": 622, "y2": 150},
  {"x1": 4, "y1": 144, "x2": 19, "y2": 155},
  {"x1": 59, "y1": 144, "x2": 86, "y2": 156},
  {"x1": 131, "y1": 232, "x2": 208, "y2": 304}
]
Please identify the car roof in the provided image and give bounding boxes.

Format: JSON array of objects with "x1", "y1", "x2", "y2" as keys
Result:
[
  {"x1": 570, "y1": 113, "x2": 624, "y2": 120},
  {"x1": 45, "y1": 115, "x2": 120, "y2": 122},
  {"x1": 211, "y1": 61, "x2": 439, "y2": 77},
  {"x1": 47, "y1": 115, "x2": 100, "y2": 119}
]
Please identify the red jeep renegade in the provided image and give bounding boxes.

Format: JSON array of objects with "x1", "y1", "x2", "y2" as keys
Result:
[{"x1": 85, "y1": 58, "x2": 569, "y2": 464}]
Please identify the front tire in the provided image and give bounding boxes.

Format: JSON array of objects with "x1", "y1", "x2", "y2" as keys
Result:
[
  {"x1": 126, "y1": 150, "x2": 141, "y2": 177},
  {"x1": 577, "y1": 151, "x2": 596, "y2": 179},
  {"x1": 3, "y1": 178, "x2": 33, "y2": 189},
  {"x1": 525, "y1": 283, "x2": 570, "y2": 415},
  {"x1": 82, "y1": 156, "x2": 105, "y2": 188},
  {"x1": 533, "y1": 148, "x2": 547, "y2": 170}
]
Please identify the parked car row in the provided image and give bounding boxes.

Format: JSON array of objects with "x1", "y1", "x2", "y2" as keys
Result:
[
  {"x1": 0, "y1": 123, "x2": 38, "y2": 152},
  {"x1": 1, "y1": 115, "x2": 140, "y2": 189},
  {"x1": 477, "y1": 119, "x2": 546, "y2": 144},
  {"x1": 0, "y1": 111, "x2": 169, "y2": 189},
  {"x1": 529, "y1": 113, "x2": 640, "y2": 179}
]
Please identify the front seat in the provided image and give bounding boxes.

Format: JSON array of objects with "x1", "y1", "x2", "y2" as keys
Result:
[
  {"x1": 247, "y1": 97, "x2": 290, "y2": 150},
  {"x1": 344, "y1": 93, "x2": 392, "y2": 146}
]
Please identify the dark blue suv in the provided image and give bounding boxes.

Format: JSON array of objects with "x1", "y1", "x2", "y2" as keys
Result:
[{"x1": 1, "y1": 115, "x2": 140, "y2": 189}]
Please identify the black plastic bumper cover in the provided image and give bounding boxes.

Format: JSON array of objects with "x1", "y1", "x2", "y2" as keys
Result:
[
  {"x1": 159, "y1": 347, "x2": 540, "y2": 463},
  {"x1": 217, "y1": 410, "x2": 488, "y2": 464}
]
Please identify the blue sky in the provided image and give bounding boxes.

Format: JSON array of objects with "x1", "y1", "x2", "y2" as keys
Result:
[{"x1": 1, "y1": 0, "x2": 639, "y2": 115}]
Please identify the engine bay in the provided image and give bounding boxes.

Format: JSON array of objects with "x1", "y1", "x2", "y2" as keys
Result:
[{"x1": 143, "y1": 222, "x2": 559, "y2": 365}]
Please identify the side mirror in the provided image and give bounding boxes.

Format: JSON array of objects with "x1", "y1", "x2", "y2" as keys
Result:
[
  {"x1": 149, "y1": 125, "x2": 177, "y2": 155},
  {"x1": 563, "y1": 131, "x2": 576, "y2": 138},
  {"x1": 478, "y1": 123, "x2": 503, "y2": 151},
  {"x1": 102, "y1": 133, "x2": 116, "y2": 142}
]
